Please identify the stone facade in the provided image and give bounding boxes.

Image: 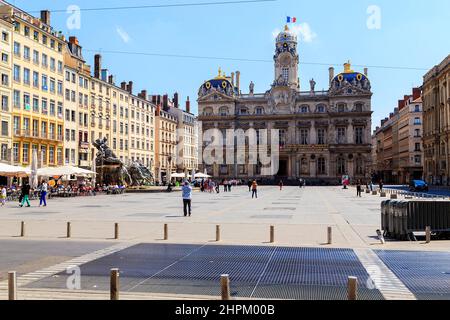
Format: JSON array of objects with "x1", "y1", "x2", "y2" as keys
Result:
[
  {"x1": 423, "y1": 54, "x2": 450, "y2": 185},
  {"x1": 197, "y1": 26, "x2": 373, "y2": 183}
]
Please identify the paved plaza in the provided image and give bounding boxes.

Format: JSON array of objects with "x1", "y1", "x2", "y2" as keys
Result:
[{"x1": 0, "y1": 186, "x2": 449, "y2": 300}]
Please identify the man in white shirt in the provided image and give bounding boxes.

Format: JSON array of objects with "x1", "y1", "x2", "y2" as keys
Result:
[{"x1": 39, "y1": 181, "x2": 48, "y2": 207}]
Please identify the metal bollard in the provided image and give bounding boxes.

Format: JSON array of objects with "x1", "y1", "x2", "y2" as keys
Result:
[
  {"x1": 67, "y1": 222, "x2": 71, "y2": 238},
  {"x1": 114, "y1": 223, "x2": 119, "y2": 240},
  {"x1": 327, "y1": 226, "x2": 332, "y2": 245},
  {"x1": 164, "y1": 224, "x2": 168, "y2": 240},
  {"x1": 270, "y1": 226, "x2": 275, "y2": 243},
  {"x1": 220, "y1": 274, "x2": 231, "y2": 300},
  {"x1": 20, "y1": 221, "x2": 25, "y2": 237},
  {"x1": 8, "y1": 271, "x2": 17, "y2": 300},
  {"x1": 216, "y1": 225, "x2": 221, "y2": 242},
  {"x1": 110, "y1": 268, "x2": 119, "y2": 300},
  {"x1": 348, "y1": 276, "x2": 358, "y2": 300},
  {"x1": 425, "y1": 226, "x2": 431, "y2": 244}
]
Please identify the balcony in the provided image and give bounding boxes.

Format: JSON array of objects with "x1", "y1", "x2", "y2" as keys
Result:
[{"x1": 79, "y1": 141, "x2": 90, "y2": 149}]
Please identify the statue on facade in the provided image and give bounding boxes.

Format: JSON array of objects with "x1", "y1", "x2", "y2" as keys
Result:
[
  {"x1": 309, "y1": 78, "x2": 316, "y2": 92},
  {"x1": 249, "y1": 81, "x2": 255, "y2": 95}
]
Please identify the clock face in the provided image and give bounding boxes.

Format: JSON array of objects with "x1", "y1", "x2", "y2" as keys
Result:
[{"x1": 280, "y1": 54, "x2": 292, "y2": 66}]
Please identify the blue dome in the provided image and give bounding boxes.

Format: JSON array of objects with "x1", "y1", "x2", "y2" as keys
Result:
[{"x1": 333, "y1": 72, "x2": 368, "y2": 83}]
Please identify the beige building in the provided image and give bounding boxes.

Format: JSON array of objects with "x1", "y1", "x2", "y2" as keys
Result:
[
  {"x1": 0, "y1": 4, "x2": 65, "y2": 167},
  {"x1": 0, "y1": 17, "x2": 12, "y2": 169},
  {"x1": 423, "y1": 54, "x2": 450, "y2": 185},
  {"x1": 154, "y1": 97, "x2": 178, "y2": 184},
  {"x1": 372, "y1": 88, "x2": 423, "y2": 184},
  {"x1": 197, "y1": 26, "x2": 373, "y2": 183}
]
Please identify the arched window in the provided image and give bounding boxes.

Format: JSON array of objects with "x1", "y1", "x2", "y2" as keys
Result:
[
  {"x1": 219, "y1": 106, "x2": 228, "y2": 116},
  {"x1": 300, "y1": 105, "x2": 309, "y2": 113},
  {"x1": 337, "y1": 157, "x2": 346, "y2": 175},
  {"x1": 355, "y1": 103, "x2": 363, "y2": 112},
  {"x1": 203, "y1": 107, "x2": 213, "y2": 116},
  {"x1": 337, "y1": 103, "x2": 346, "y2": 112},
  {"x1": 316, "y1": 104, "x2": 326, "y2": 113},
  {"x1": 239, "y1": 107, "x2": 249, "y2": 115},
  {"x1": 255, "y1": 107, "x2": 264, "y2": 115}
]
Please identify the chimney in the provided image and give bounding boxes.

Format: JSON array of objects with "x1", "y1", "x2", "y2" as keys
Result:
[
  {"x1": 40, "y1": 10, "x2": 50, "y2": 25},
  {"x1": 141, "y1": 90, "x2": 147, "y2": 100},
  {"x1": 236, "y1": 71, "x2": 241, "y2": 92},
  {"x1": 389, "y1": 113, "x2": 394, "y2": 119},
  {"x1": 101, "y1": 69, "x2": 109, "y2": 82},
  {"x1": 157, "y1": 95, "x2": 161, "y2": 106},
  {"x1": 108, "y1": 75, "x2": 114, "y2": 84},
  {"x1": 94, "y1": 54, "x2": 101, "y2": 79},
  {"x1": 155, "y1": 104, "x2": 161, "y2": 117},
  {"x1": 151, "y1": 95, "x2": 157, "y2": 104},
  {"x1": 127, "y1": 81, "x2": 133, "y2": 94},
  {"x1": 364, "y1": 68, "x2": 368, "y2": 77},
  {"x1": 121, "y1": 81, "x2": 127, "y2": 90},
  {"x1": 231, "y1": 72, "x2": 235, "y2": 87},
  {"x1": 173, "y1": 92, "x2": 179, "y2": 108},
  {"x1": 398, "y1": 99, "x2": 405, "y2": 110},
  {"x1": 69, "y1": 36, "x2": 79, "y2": 45},
  {"x1": 412, "y1": 87, "x2": 421, "y2": 100},
  {"x1": 329, "y1": 67, "x2": 335, "y2": 85},
  {"x1": 185, "y1": 96, "x2": 191, "y2": 114},
  {"x1": 163, "y1": 94, "x2": 169, "y2": 111}
]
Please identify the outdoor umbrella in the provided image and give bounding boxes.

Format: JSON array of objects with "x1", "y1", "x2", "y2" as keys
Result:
[
  {"x1": 30, "y1": 149, "x2": 38, "y2": 189},
  {"x1": 0, "y1": 163, "x2": 31, "y2": 177}
]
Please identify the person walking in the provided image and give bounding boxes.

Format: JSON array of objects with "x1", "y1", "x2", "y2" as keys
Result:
[
  {"x1": 251, "y1": 180, "x2": 258, "y2": 199},
  {"x1": 356, "y1": 180, "x2": 362, "y2": 197},
  {"x1": 247, "y1": 180, "x2": 252, "y2": 192},
  {"x1": 299, "y1": 178, "x2": 303, "y2": 188},
  {"x1": 227, "y1": 180, "x2": 232, "y2": 192},
  {"x1": 39, "y1": 180, "x2": 48, "y2": 207},
  {"x1": 182, "y1": 181, "x2": 192, "y2": 217},
  {"x1": 1, "y1": 186, "x2": 6, "y2": 206},
  {"x1": 19, "y1": 182, "x2": 31, "y2": 207},
  {"x1": 223, "y1": 179, "x2": 228, "y2": 192},
  {"x1": 379, "y1": 180, "x2": 384, "y2": 192},
  {"x1": 279, "y1": 180, "x2": 283, "y2": 191}
]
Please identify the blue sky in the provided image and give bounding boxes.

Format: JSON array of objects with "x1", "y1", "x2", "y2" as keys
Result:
[{"x1": 9, "y1": 0, "x2": 450, "y2": 130}]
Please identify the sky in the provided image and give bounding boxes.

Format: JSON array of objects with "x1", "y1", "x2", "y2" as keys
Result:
[{"x1": 7, "y1": 0, "x2": 450, "y2": 131}]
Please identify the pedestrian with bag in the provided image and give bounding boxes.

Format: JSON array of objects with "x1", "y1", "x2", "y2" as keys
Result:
[{"x1": 182, "y1": 181, "x2": 192, "y2": 217}]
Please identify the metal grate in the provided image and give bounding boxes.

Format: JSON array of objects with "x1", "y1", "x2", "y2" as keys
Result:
[{"x1": 375, "y1": 250, "x2": 450, "y2": 300}]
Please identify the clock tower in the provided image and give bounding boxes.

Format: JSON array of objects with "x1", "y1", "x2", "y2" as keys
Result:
[{"x1": 273, "y1": 25, "x2": 299, "y2": 91}]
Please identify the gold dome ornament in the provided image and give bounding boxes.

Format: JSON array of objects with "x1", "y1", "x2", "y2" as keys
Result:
[
  {"x1": 221, "y1": 81, "x2": 227, "y2": 89},
  {"x1": 338, "y1": 74, "x2": 344, "y2": 82},
  {"x1": 205, "y1": 82, "x2": 211, "y2": 89},
  {"x1": 356, "y1": 73, "x2": 363, "y2": 81}
]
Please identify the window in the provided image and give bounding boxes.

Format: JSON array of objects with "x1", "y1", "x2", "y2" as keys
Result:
[
  {"x1": 414, "y1": 155, "x2": 421, "y2": 164},
  {"x1": 41, "y1": 75, "x2": 48, "y2": 91},
  {"x1": 337, "y1": 158, "x2": 346, "y2": 175},
  {"x1": 337, "y1": 104, "x2": 346, "y2": 112},
  {"x1": 50, "y1": 58, "x2": 55, "y2": 71},
  {"x1": 49, "y1": 101, "x2": 55, "y2": 116},
  {"x1": 13, "y1": 143, "x2": 19, "y2": 163},
  {"x1": 414, "y1": 105, "x2": 420, "y2": 112},
  {"x1": 58, "y1": 61, "x2": 63, "y2": 73},
  {"x1": 42, "y1": 54, "x2": 48, "y2": 68},
  {"x1": 300, "y1": 106, "x2": 308, "y2": 113},
  {"x1": 23, "y1": 94, "x2": 30, "y2": 111},
  {"x1": 1, "y1": 73, "x2": 8, "y2": 86},
  {"x1": 300, "y1": 129, "x2": 308, "y2": 145},
  {"x1": 1, "y1": 121, "x2": 8, "y2": 136},
  {"x1": 414, "y1": 117, "x2": 421, "y2": 125},
  {"x1": 256, "y1": 107, "x2": 264, "y2": 115},
  {"x1": 23, "y1": 68, "x2": 30, "y2": 85},
  {"x1": 337, "y1": 128, "x2": 346, "y2": 144},
  {"x1": 1, "y1": 144, "x2": 7, "y2": 161},
  {"x1": 32, "y1": 97, "x2": 39, "y2": 112},
  {"x1": 1, "y1": 95, "x2": 8, "y2": 111},
  {"x1": 317, "y1": 128, "x2": 326, "y2": 145},
  {"x1": 33, "y1": 71, "x2": 39, "y2": 87},
  {"x1": 355, "y1": 127, "x2": 364, "y2": 144},
  {"x1": 23, "y1": 46, "x2": 30, "y2": 60},
  {"x1": 13, "y1": 42, "x2": 20, "y2": 56},
  {"x1": 50, "y1": 78, "x2": 55, "y2": 93},
  {"x1": 414, "y1": 129, "x2": 421, "y2": 137},
  {"x1": 13, "y1": 65, "x2": 20, "y2": 82},
  {"x1": 57, "y1": 81, "x2": 63, "y2": 95},
  {"x1": 317, "y1": 158, "x2": 326, "y2": 175},
  {"x1": 282, "y1": 67, "x2": 289, "y2": 82},
  {"x1": 33, "y1": 31, "x2": 39, "y2": 41},
  {"x1": 1, "y1": 31, "x2": 8, "y2": 42},
  {"x1": 279, "y1": 129, "x2": 286, "y2": 147},
  {"x1": 13, "y1": 90, "x2": 20, "y2": 108},
  {"x1": 355, "y1": 103, "x2": 363, "y2": 112},
  {"x1": 1, "y1": 53, "x2": 7, "y2": 63},
  {"x1": 415, "y1": 143, "x2": 421, "y2": 152},
  {"x1": 33, "y1": 50, "x2": 39, "y2": 64},
  {"x1": 22, "y1": 143, "x2": 29, "y2": 163},
  {"x1": 317, "y1": 105, "x2": 326, "y2": 113}
]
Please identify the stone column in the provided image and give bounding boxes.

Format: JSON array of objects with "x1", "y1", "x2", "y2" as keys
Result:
[
  {"x1": 348, "y1": 159, "x2": 354, "y2": 178},
  {"x1": 348, "y1": 124, "x2": 354, "y2": 144},
  {"x1": 310, "y1": 159, "x2": 316, "y2": 178}
]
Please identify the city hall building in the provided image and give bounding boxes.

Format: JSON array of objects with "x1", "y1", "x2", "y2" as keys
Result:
[{"x1": 197, "y1": 25, "x2": 373, "y2": 183}]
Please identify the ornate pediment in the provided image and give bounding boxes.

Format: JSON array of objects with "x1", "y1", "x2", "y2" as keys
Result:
[
  {"x1": 315, "y1": 120, "x2": 329, "y2": 127},
  {"x1": 352, "y1": 119, "x2": 368, "y2": 126},
  {"x1": 274, "y1": 121, "x2": 289, "y2": 128},
  {"x1": 297, "y1": 121, "x2": 312, "y2": 128},
  {"x1": 333, "y1": 119, "x2": 349, "y2": 126},
  {"x1": 329, "y1": 79, "x2": 371, "y2": 96},
  {"x1": 198, "y1": 90, "x2": 235, "y2": 103}
]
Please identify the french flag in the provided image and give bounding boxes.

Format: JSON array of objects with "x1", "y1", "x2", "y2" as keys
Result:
[{"x1": 287, "y1": 16, "x2": 297, "y2": 23}]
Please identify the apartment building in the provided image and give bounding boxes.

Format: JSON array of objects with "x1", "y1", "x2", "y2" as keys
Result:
[
  {"x1": 0, "y1": 4, "x2": 65, "y2": 167},
  {"x1": 0, "y1": 17, "x2": 12, "y2": 168},
  {"x1": 372, "y1": 88, "x2": 423, "y2": 184},
  {"x1": 168, "y1": 95, "x2": 198, "y2": 173},
  {"x1": 423, "y1": 54, "x2": 450, "y2": 185}
]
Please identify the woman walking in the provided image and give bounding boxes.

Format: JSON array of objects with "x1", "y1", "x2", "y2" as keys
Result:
[
  {"x1": 19, "y1": 182, "x2": 31, "y2": 207},
  {"x1": 356, "y1": 180, "x2": 362, "y2": 197},
  {"x1": 251, "y1": 180, "x2": 258, "y2": 199},
  {"x1": 279, "y1": 180, "x2": 283, "y2": 191}
]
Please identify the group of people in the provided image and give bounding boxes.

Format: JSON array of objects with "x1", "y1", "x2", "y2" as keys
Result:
[
  {"x1": 0, "y1": 180, "x2": 48, "y2": 208},
  {"x1": 355, "y1": 179, "x2": 384, "y2": 197}
]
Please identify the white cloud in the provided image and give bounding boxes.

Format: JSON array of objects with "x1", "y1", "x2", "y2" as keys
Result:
[
  {"x1": 116, "y1": 26, "x2": 131, "y2": 43},
  {"x1": 272, "y1": 22, "x2": 317, "y2": 43}
]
